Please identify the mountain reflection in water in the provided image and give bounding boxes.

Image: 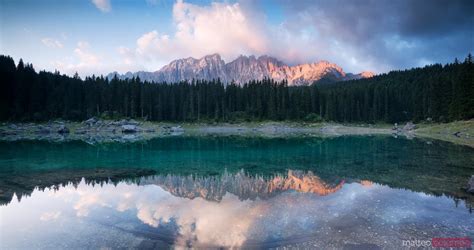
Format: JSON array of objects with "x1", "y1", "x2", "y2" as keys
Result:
[
  {"x1": 1, "y1": 170, "x2": 473, "y2": 249},
  {"x1": 141, "y1": 170, "x2": 345, "y2": 201},
  {"x1": 2, "y1": 136, "x2": 473, "y2": 207},
  {"x1": 1, "y1": 167, "x2": 473, "y2": 211},
  {"x1": 1, "y1": 169, "x2": 345, "y2": 205},
  {"x1": 1, "y1": 136, "x2": 474, "y2": 248}
]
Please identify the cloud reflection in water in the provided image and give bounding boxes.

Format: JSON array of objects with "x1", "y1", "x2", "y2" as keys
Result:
[{"x1": 1, "y1": 170, "x2": 473, "y2": 248}]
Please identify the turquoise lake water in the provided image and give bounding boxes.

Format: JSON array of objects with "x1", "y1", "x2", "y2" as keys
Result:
[{"x1": 0, "y1": 136, "x2": 473, "y2": 248}]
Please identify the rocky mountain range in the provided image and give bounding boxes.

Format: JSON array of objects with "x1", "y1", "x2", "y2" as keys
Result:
[
  {"x1": 0, "y1": 168, "x2": 346, "y2": 205},
  {"x1": 108, "y1": 54, "x2": 374, "y2": 85},
  {"x1": 140, "y1": 170, "x2": 346, "y2": 201}
]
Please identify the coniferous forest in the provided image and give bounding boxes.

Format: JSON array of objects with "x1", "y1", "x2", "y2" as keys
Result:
[{"x1": 0, "y1": 54, "x2": 472, "y2": 123}]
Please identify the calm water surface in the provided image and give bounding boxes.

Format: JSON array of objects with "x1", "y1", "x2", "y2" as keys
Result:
[{"x1": 0, "y1": 136, "x2": 473, "y2": 249}]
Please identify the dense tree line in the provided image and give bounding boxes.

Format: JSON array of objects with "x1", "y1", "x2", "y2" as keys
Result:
[{"x1": 0, "y1": 54, "x2": 472, "y2": 123}]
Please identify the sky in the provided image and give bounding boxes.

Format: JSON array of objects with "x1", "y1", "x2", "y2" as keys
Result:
[{"x1": 0, "y1": 0, "x2": 473, "y2": 77}]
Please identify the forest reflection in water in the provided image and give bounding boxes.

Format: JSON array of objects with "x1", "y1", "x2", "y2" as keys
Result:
[
  {"x1": 1, "y1": 136, "x2": 474, "y2": 205},
  {"x1": 1, "y1": 136, "x2": 474, "y2": 248},
  {"x1": 1, "y1": 169, "x2": 474, "y2": 249}
]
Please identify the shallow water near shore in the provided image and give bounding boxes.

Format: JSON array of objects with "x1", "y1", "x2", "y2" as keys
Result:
[{"x1": 0, "y1": 136, "x2": 473, "y2": 248}]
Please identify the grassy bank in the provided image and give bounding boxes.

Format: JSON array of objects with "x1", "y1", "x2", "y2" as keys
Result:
[{"x1": 414, "y1": 120, "x2": 474, "y2": 147}]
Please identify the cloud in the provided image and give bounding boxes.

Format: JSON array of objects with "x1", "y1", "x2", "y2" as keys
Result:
[
  {"x1": 74, "y1": 41, "x2": 100, "y2": 66},
  {"x1": 275, "y1": 0, "x2": 474, "y2": 72},
  {"x1": 52, "y1": 41, "x2": 144, "y2": 77},
  {"x1": 39, "y1": 211, "x2": 61, "y2": 221},
  {"x1": 117, "y1": 46, "x2": 135, "y2": 65},
  {"x1": 44, "y1": 178, "x2": 453, "y2": 248},
  {"x1": 67, "y1": 182, "x2": 270, "y2": 247},
  {"x1": 117, "y1": 0, "x2": 382, "y2": 73},
  {"x1": 57, "y1": 181, "x2": 257, "y2": 247},
  {"x1": 41, "y1": 38, "x2": 63, "y2": 49},
  {"x1": 120, "y1": 0, "x2": 270, "y2": 71},
  {"x1": 118, "y1": 0, "x2": 473, "y2": 74},
  {"x1": 54, "y1": 41, "x2": 103, "y2": 77},
  {"x1": 116, "y1": 0, "x2": 377, "y2": 72},
  {"x1": 91, "y1": 0, "x2": 111, "y2": 12}
]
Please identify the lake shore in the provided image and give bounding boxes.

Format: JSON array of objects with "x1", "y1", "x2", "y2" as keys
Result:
[{"x1": 0, "y1": 119, "x2": 473, "y2": 147}]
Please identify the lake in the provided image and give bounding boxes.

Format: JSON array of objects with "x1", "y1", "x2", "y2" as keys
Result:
[{"x1": 0, "y1": 136, "x2": 473, "y2": 248}]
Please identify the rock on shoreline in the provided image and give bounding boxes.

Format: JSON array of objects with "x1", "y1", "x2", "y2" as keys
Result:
[
  {"x1": 1, "y1": 119, "x2": 473, "y2": 147},
  {"x1": 467, "y1": 176, "x2": 474, "y2": 194},
  {"x1": 0, "y1": 118, "x2": 166, "y2": 143},
  {"x1": 122, "y1": 124, "x2": 138, "y2": 133}
]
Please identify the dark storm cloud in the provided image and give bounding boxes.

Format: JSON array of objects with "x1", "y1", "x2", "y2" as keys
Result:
[
  {"x1": 395, "y1": 0, "x2": 473, "y2": 37},
  {"x1": 277, "y1": 0, "x2": 474, "y2": 72}
]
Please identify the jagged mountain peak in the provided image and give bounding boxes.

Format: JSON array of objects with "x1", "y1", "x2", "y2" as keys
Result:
[
  {"x1": 257, "y1": 55, "x2": 286, "y2": 67},
  {"x1": 161, "y1": 54, "x2": 223, "y2": 67},
  {"x1": 358, "y1": 71, "x2": 375, "y2": 78},
  {"x1": 109, "y1": 53, "x2": 374, "y2": 85},
  {"x1": 201, "y1": 53, "x2": 223, "y2": 62}
]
